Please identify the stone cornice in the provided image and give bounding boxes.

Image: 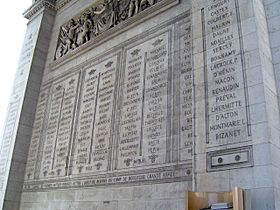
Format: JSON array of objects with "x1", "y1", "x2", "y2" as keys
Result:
[
  {"x1": 23, "y1": 0, "x2": 56, "y2": 20},
  {"x1": 55, "y1": 0, "x2": 75, "y2": 10}
]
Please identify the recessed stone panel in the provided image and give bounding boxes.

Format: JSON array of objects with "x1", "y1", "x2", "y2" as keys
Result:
[
  {"x1": 71, "y1": 55, "x2": 119, "y2": 175},
  {"x1": 23, "y1": 12, "x2": 193, "y2": 191},
  {"x1": 117, "y1": 32, "x2": 170, "y2": 169},
  {"x1": 25, "y1": 89, "x2": 50, "y2": 180},
  {"x1": 206, "y1": 146, "x2": 253, "y2": 171},
  {"x1": 202, "y1": 0, "x2": 251, "y2": 147},
  {"x1": 39, "y1": 74, "x2": 80, "y2": 178}
]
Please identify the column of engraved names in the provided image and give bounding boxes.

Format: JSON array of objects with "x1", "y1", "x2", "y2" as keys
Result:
[
  {"x1": 203, "y1": 0, "x2": 249, "y2": 146},
  {"x1": 40, "y1": 74, "x2": 79, "y2": 178},
  {"x1": 0, "y1": 99, "x2": 20, "y2": 190},
  {"x1": 117, "y1": 46, "x2": 145, "y2": 169},
  {"x1": 72, "y1": 68, "x2": 98, "y2": 174},
  {"x1": 24, "y1": 89, "x2": 49, "y2": 180},
  {"x1": 16, "y1": 32, "x2": 36, "y2": 80},
  {"x1": 53, "y1": 75, "x2": 79, "y2": 176},
  {"x1": 143, "y1": 33, "x2": 170, "y2": 165},
  {"x1": 72, "y1": 57, "x2": 118, "y2": 174},
  {"x1": 117, "y1": 32, "x2": 170, "y2": 168},
  {"x1": 0, "y1": 30, "x2": 37, "y2": 186},
  {"x1": 91, "y1": 59, "x2": 117, "y2": 172},
  {"x1": 177, "y1": 16, "x2": 193, "y2": 161}
]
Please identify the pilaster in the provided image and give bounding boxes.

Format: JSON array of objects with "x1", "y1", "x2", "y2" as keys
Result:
[
  {"x1": 0, "y1": 1, "x2": 56, "y2": 209},
  {"x1": 192, "y1": 0, "x2": 280, "y2": 209}
]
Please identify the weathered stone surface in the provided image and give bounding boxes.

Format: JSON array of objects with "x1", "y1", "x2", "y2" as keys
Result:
[{"x1": 0, "y1": 0, "x2": 280, "y2": 209}]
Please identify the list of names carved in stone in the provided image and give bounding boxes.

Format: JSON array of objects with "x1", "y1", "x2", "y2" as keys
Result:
[
  {"x1": 40, "y1": 74, "x2": 79, "y2": 178},
  {"x1": 25, "y1": 89, "x2": 50, "y2": 180},
  {"x1": 72, "y1": 56, "x2": 118, "y2": 175},
  {"x1": 0, "y1": 19, "x2": 40, "y2": 207},
  {"x1": 177, "y1": 15, "x2": 193, "y2": 161},
  {"x1": 117, "y1": 32, "x2": 171, "y2": 169},
  {"x1": 23, "y1": 13, "x2": 194, "y2": 189},
  {"x1": 1, "y1": 29, "x2": 38, "y2": 184},
  {"x1": 16, "y1": 32, "x2": 36, "y2": 83},
  {"x1": 0, "y1": 99, "x2": 20, "y2": 189},
  {"x1": 203, "y1": 0, "x2": 250, "y2": 146}
]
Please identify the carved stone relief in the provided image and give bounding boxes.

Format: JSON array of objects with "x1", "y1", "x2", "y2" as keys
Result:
[{"x1": 55, "y1": 0, "x2": 160, "y2": 60}]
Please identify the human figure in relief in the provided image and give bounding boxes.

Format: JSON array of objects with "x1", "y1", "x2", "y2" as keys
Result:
[
  {"x1": 76, "y1": 13, "x2": 92, "y2": 46},
  {"x1": 91, "y1": 2, "x2": 108, "y2": 35},
  {"x1": 55, "y1": 0, "x2": 158, "y2": 59},
  {"x1": 128, "y1": 0, "x2": 139, "y2": 17},
  {"x1": 55, "y1": 42, "x2": 65, "y2": 59},
  {"x1": 61, "y1": 19, "x2": 79, "y2": 52},
  {"x1": 107, "y1": 0, "x2": 120, "y2": 27},
  {"x1": 140, "y1": 0, "x2": 155, "y2": 10}
]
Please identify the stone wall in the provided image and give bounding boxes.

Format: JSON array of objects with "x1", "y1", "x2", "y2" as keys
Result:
[
  {"x1": 20, "y1": 0, "x2": 193, "y2": 209},
  {"x1": 20, "y1": 182, "x2": 189, "y2": 210},
  {"x1": 264, "y1": 0, "x2": 280, "y2": 208},
  {"x1": 0, "y1": 0, "x2": 279, "y2": 209}
]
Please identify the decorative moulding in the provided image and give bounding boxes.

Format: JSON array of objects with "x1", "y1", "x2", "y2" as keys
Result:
[
  {"x1": 55, "y1": 0, "x2": 76, "y2": 10},
  {"x1": 24, "y1": 0, "x2": 56, "y2": 20},
  {"x1": 206, "y1": 146, "x2": 254, "y2": 172}
]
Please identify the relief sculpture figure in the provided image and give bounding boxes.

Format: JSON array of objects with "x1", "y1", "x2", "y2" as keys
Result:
[
  {"x1": 128, "y1": 0, "x2": 139, "y2": 17},
  {"x1": 140, "y1": 0, "x2": 155, "y2": 10},
  {"x1": 55, "y1": 19, "x2": 79, "y2": 59},
  {"x1": 92, "y1": 2, "x2": 108, "y2": 35},
  {"x1": 76, "y1": 13, "x2": 92, "y2": 46},
  {"x1": 108, "y1": 0, "x2": 120, "y2": 27},
  {"x1": 55, "y1": 0, "x2": 158, "y2": 59},
  {"x1": 62, "y1": 19, "x2": 79, "y2": 52}
]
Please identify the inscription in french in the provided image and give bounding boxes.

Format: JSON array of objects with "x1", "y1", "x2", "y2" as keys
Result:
[
  {"x1": 23, "y1": 12, "x2": 193, "y2": 190},
  {"x1": 40, "y1": 74, "x2": 79, "y2": 178},
  {"x1": 72, "y1": 56, "x2": 119, "y2": 174},
  {"x1": 0, "y1": 22, "x2": 39, "y2": 197},
  {"x1": 177, "y1": 16, "x2": 193, "y2": 161},
  {"x1": 117, "y1": 32, "x2": 171, "y2": 169},
  {"x1": 202, "y1": 0, "x2": 250, "y2": 146},
  {"x1": 0, "y1": 100, "x2": 20, "y2": 187},
  {"x1": 25, "y1": 89, "x2": 50, "y2": 180}
]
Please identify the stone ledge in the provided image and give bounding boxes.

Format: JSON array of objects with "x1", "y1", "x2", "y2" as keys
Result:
[{"x1": 23, "y1": 0, "x2": 56, "y2": 20}]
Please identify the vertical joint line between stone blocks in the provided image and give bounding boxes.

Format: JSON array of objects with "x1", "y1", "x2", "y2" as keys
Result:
[
  {"x1": 234, "y1": 0, "x2": 252, "y2": 137},
  {"x1": 88, "y1": 72, "x2": 101, "y2": 165},
  {"x1": 201, "y1": 8, "x2": 210, "y2": 144}
]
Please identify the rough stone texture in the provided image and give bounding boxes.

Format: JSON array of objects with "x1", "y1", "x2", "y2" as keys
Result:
[{"x1": 0, "y1": 0, "x2": 279, "y2": 209}]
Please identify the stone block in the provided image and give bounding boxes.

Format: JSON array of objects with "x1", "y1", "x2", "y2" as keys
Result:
[
  {"x1": 251, "y1": 188, "x2": 276, "y2": 210},
  {"x1": 196, "y1": 171, "x2": 230, "y2": 192},
  {"x1": 253, "y1": 165, "x2": 273, "y2": 188}
]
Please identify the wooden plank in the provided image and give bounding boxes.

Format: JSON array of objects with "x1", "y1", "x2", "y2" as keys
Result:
[
  {"x1": 233, "y1": 187, "x2": 244, "y2": 210},
  {"x1": 186, "y1": 191, "x2": 233, "y2": 210}
]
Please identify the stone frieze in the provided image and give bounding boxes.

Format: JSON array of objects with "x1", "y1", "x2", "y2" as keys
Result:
[{"x1": 55, "y1": 0, "x2": 161, "y2": 60}]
